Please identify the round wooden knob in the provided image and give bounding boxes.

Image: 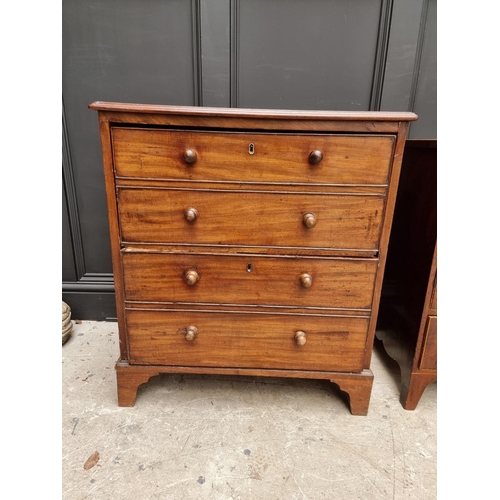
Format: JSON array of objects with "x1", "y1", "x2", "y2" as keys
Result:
[
  {"x1": 300, "y1": 273, "x2": 313, "y2": 288},
  {"x1": 309, "y1": 150, "x2": 323, "y2": 164},
  {"x1": 294, "y1": 331, "x2": 307, "y2": 346},
  {"x1": 184, "y1": 326, "x2": 199, "y2": 341},
  {"x1": 302, "y1": 212, "x2": 317, "y2": 228},
  {"x1": 184, "y1": 270, "x2": 199, "y2": 286},
  {"x1": 183, "y1": 149, "x2": 197, "y2": 165},
  {"x1": 184, "y1": 207, "x2": 199, "y2": 222}
]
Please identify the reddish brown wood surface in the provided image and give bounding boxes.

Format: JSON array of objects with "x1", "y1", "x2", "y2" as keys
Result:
[
  {"x1": 115, "y1": 177, "x2": 387, "y2": 195},
  {"x1": 121, "y1": 252, "x2": 377, "y2": 309},
  {"x1": 332, "y1": 371, "x2": 374, "y2": 416},
  {"x1": 429, "y1": 279, "x2": 437, "y2": 313},
  {"x1": 90, "y1": 102, "x2": 416, "y2": 414},
  {"x1": 115, "y1": 362, "x2": 161, "y2": 407},
  {"x1": 419, "y1": 316, "x2": 437, "y2": 371},
  {"x1": 90, "y1": 101, "x2": 417, "y2": 122},
  {"x1": 96, "y1": 115, "x2": 129, "y2": 360},
  {"x1": 400, "y1": 371, "x2": 437, "y2": 411},
  {"x1": 112, "y1": 128, "x2": 395, "y2": 186},
  {"x1": 115, "y1": 359, "x2": 374, "y2": 415},
  {"x1": 362, "y1": 121, "x2": 409, "y2": 368},
  {"x1": 124, "y1": 301, "x2": 370, "y2": 318},
  {"x1": 413, "y1": 245, "x2": 437, "y2": 371},
  {"x1": 125, "y1": 309, "x2": 368, "y2": 371},
  {"x1": 376, "y1": 140, "x2": 436, "y2": 410},
  {"x1": 89, "y1": 103, "x2": 416, "y2": 135},
  {"x1": 117, "y1": 188, "x2": 385, "y2": 253}
]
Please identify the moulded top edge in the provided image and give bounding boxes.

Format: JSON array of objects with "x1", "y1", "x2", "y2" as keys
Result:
[{"x1": 88, "y1": 101, "x2": 418, "y2": 122}]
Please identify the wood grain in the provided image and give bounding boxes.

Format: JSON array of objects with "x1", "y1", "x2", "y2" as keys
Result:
[
  {"x1": 400, "y1": 371, "x2": 437, "y2": 411},
  {"x1": 90, "y1": 102, "x2": 416, "y2": 414},
  {"x1": 112, "y1": 128, "x2": 395, "y2": 186},
  {"x1": 377, "y1": 140, "x2": 436, "y2": 410},
  {"x1": 362, "y1": 121, "x2": 409, "y2": 368},
  {"x1": 115, "y1": 177, "x2": 388, "y2": 195},
  {"x1": 99, "y1": 111, "x2": 404, "y2": 133},
  {"x1": 418, "y1": 316, "x2": 437, "y2": 371},
  {"x1": 332, "y1": 371, "x2": 374, "y2": 416},
  {"x1": 96, "y1": 115, "x2": 129, "y2": 360},
  {"x1": 429, "y1": 277, "x2": 437, "y2": 313},
  {"x1": 125, "y1": 309, "x2": 368, "y2": 372},
  {"x1": 117, "y1": 188, "x2": 385, "y2": 253},
  {"x1": 90, "y1": 101, "x2": 418, "y2": 120},
  {"x1": 121, "y1": 252, "x2": 377, "y2": 309},
  {"x1": 115, "y1": 359, "x2": 374, "y2": 414}
]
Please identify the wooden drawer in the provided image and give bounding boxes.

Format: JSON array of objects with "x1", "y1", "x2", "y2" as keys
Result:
[
  {"x1": 419, "y1": 316, "x2": 437, "y2": 371},
  {"x1": 126, "y1": 309, "x2": 368, "y2": 371},
  {"x1": 122, "y1": 252, "x2": 377, "y2": 309},
  {"x1": 430, "y1": 278, "x2": 437, "y2": 312},
  {"x1": 118, "y1": 188, "x2": 385, "y2": 252},
  {"x1": 112, "y1": 128, "x2": 395, "y2": 186}
]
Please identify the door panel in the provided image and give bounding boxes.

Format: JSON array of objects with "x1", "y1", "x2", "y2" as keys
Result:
[
  {"x1": 234, "y1": 0, "x2": 383, "y2": 110},
  {"x1": 62, "y1": 0, "x2": 200, "y2": 276}
]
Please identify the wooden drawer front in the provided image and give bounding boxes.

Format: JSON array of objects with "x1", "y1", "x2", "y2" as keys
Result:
[
  {"x1": 126, "y1": 309, "x2": 368, "y2": 372},
  {"x1": 430, "y1": 279, "x2": 437, "y2": 312},
  {"x1": 118, "y1": 188, "x2": 385, "y2": 252},
  {"x1": 419, "y1": 316, "x2": 437, "y2": 371},
  {"x1": 112, "y1": 128, "x2": 395, "y2": 186},
  {"x1": 122, "y1": 253, "x2": 377, "y2": 309}
]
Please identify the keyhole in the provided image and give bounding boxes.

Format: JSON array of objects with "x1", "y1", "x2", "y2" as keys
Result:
[
  {"x1": 248, "y1": 143, "x2": 255, "y2": 155},
  {"x1": 247, "y1": 263, "x2": 253, "y2": 272}
]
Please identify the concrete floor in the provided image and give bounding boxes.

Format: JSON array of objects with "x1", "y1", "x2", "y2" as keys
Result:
[{"x1": 62, "y1": 320, "x2": 436, "y2": 500}]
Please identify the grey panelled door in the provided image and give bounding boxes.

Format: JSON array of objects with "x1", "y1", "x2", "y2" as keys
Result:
[
  {"x1": 233, "y1": 0, "x2": 385, "y2": 110},
  {"x1": 62, "y1": 0, "x2": 202, "y2": 318},
  {"x1": 62, "y1": 0, "x2": 436, "y2": 319},
  {"x1": 380, "y1": 0, "x2": 436, "y2": 139}
]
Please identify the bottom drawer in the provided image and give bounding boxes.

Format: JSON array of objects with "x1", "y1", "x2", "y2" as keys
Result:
[{"x1": 126, "y1": 309, "x2": 369, "y2": 372}]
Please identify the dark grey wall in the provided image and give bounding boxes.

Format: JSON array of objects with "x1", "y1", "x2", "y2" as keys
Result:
[
  {"x1": 379, "y1": 0, "x2": 436, "y2": 138},
  {"x1": 62, "y1": 0, "x2": 202, "y2": 318},
  {"x1": 62, "y1": 0, "x2": 437, "y2": 319},
  {"x1": 410, "y1": 0, "x2": 437, "y2": 139},
  {"x1": 235, "y1": 0, "x2": 384, "y2": 110}
]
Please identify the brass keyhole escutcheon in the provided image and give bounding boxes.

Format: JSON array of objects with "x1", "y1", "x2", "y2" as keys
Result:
[
  {"x1": 247, "y1": 263, "x2": 253, "y2": 272},
  {"x1": 248, "y1": 143, "x2": 255, "y2": 155}
]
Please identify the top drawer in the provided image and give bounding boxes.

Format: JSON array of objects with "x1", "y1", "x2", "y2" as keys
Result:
[{"x1": 112, "y1": 128, "x2": 395, "y2": 186}]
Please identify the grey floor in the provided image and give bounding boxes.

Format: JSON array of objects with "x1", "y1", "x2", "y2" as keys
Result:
[{"x1": 62, "y1": 320, "x2": 436, "y2": 500}]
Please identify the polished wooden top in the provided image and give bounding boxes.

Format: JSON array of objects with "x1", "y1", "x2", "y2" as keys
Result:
[{"x1": 89, "y1": 101, "x2": 418, "y2": 122}]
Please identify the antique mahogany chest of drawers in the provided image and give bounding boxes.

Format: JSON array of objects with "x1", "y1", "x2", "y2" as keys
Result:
[{"x1": 90, "y1": 102, "x2": 417, "y2": 415}]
